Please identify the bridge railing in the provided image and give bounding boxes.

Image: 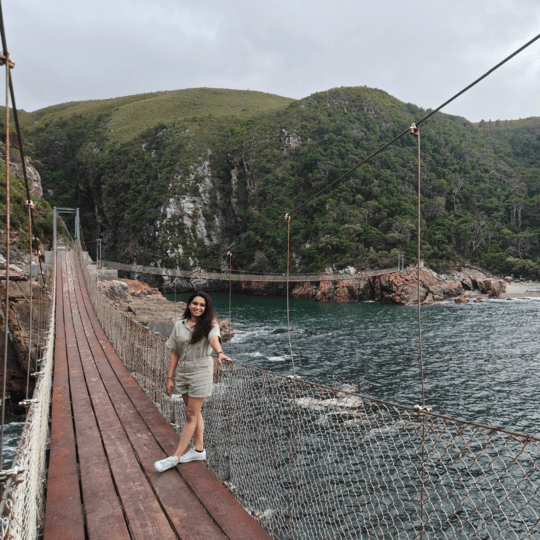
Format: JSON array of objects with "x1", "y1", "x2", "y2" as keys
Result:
[
  {"x1": 1, "y1": 248, "x2": 56, "y2": 539},
  {"x1": 101, "y1": 260, "x2": 398, "y2": 283},
  {"x1": 81, "y1": 253, "x2": 540, "y2": 539}
]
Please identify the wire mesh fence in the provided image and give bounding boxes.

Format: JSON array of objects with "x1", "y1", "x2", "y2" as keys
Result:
[
  {"x1": 2, "y1": 249, "x2": 56, "y2": 539},
  {"x1": 80, "y1": 252, "x2": 540, "y2": 539}
]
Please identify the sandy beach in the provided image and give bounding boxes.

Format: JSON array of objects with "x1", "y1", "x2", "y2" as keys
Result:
[{"x1": 500, "y1": 280, "x2": 540, "y2": 299}]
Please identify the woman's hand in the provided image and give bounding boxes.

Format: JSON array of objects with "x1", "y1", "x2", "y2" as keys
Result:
[
  {"x1": 166, "y1": 377, "x2": 174, "y2": 396},
  {"x1": 217, "y1": 351, "x2": 228, "y2": 367}
]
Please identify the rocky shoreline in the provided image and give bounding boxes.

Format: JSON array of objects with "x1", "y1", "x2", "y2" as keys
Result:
[
  {"x1": 98, "y1": 275, "x2": 234, "y2": 341},
  {"x1": 237, "y1": 266, "x2": 507, "y2": 305}
]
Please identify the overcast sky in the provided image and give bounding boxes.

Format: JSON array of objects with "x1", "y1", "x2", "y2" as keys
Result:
[{"x1": 5, "y1": 1, "x2": 540, "y2": 121}]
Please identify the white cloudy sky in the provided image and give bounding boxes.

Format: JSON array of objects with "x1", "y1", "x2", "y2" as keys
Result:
[{"x1": 5, "y1": 0, "x2": 540, "y2": 121}]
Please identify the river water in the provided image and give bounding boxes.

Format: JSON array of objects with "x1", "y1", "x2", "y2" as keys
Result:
[{"x1": 169, "y1": 292, "x2": 540, "y2": 436}]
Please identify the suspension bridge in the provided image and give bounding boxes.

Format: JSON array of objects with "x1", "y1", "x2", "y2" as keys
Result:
[
  {"x1": 100, "y1": 260, "x2": 401, "y2": 283},
  {"x1": 7, "y1": 242, "x2": 537, "y2": 540},
  {"x1": 43, "y1": 249, "x2": 270, "y2": 540},
  {"x1": 1, "y1": 9, "x2": 540, "y2": 536}
]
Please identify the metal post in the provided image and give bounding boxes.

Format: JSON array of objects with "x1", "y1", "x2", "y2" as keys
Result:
[
  {"x1": 53, "y1": 207, "x2": 57, "y2": 244},
  {"x1": 75, "y1": 208, "x2": 80, "y2": 249}
]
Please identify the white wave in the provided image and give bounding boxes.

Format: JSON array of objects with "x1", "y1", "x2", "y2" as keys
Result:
[{"x1": 267, "y1": 356, "x2": 286, "y2": 362}]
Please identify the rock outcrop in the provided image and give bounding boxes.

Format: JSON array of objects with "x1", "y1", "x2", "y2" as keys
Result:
[
  {"x1": 239, "y1": 266, "x2": 506, "y2": 305},
  {"x1": 10, "y1": 155, "x2": 43, "y2": 198},
  {"x1": 99, "y1": 276, "x2": 234, "y2": 340}
]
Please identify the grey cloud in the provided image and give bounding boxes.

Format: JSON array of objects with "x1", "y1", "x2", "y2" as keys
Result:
[{"x1": 6, "y1": 0, "x2": 540, "y2": 121}]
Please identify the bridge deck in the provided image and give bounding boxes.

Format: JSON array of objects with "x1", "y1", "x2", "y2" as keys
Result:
[{"x1": 44, "y1": 251, "x2": 271, "y2": 540}]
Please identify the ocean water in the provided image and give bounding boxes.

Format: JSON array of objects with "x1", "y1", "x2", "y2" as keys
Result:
[
  {"x1": 168, "y1": 292, "x2": 540, "y2": 435},
  {"x1": 1, "y1": 421, "x2": 25, "y2": 469}
]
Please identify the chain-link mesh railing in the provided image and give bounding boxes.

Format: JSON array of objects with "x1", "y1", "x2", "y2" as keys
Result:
[
  {"x1": 1, "y1": 251, "x2": 56, "y2": 540},
  {"x1": 80, "y1": 253, "x2": 540, "y2": 539}
]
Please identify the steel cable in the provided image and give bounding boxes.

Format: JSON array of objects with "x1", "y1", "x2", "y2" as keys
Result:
[{"x1": 0, "y1": 54, "x2": 10, "y2": 472}]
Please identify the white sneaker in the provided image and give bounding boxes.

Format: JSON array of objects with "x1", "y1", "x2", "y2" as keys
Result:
[
  {"x1": 179, "y1": 448, "x2": 206, "y2": 463},
  {"x1": 154, "y1": 455, "x2": 179, "y2": 472}
]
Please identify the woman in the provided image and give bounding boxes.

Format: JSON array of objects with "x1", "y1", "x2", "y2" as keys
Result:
[{"x1": 154, "y1": 291, "x2": 228, "y2": 472}]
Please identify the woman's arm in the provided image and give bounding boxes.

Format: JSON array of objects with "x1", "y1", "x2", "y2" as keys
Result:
[
  {"x1": 209, "y1": 335, "x2": 227, "y2": 366},
  {"x1": 165, "y1": 350, "x2": 180, "y2": 396}
]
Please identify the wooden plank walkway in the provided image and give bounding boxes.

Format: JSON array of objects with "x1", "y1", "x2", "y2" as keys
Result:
[{"x1": 44, "y1": 251, "x2": 272, "y2": 540}]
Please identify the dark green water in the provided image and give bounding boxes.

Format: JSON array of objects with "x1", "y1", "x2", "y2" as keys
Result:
[{"x1": 167, "y1": 293, "x2": 540, "y2": 435}]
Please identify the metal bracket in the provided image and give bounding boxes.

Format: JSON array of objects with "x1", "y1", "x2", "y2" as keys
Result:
[
  {"x1": 0, "y1": 51, "x2": 15, "y2": 68},
  {"x1": 413, "y1": 404, "x2": 432, "y2": 416},
  {"x1": 19, "y1": 399, "x2": 39, "y2": 407},
  {"x1": 31, "y1": 371, "x2": 45, "y2": 378}
]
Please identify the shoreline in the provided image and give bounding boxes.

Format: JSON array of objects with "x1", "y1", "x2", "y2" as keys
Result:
[{"x1": 500, "y1": 280, "x2": 540, "y2": 299}]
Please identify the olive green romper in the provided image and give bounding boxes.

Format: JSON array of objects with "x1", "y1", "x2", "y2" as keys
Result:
[{"x1": 166, "y1": 319, "x2": 221, "y2": 398}]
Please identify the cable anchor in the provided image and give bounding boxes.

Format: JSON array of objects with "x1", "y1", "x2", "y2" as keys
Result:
[
  {"x1": 0, "y1": 466, "x2": 24, "y2": 482},
  {"x1": 413, "y1": 404, "x2": 432, "y2": 416},
  {"x1": 18, "y1": 399, "x2": 39, "y2": 407},
  {"x1": 0, "y1": 52, "x2": 14, "y2": 68},
  {"x1": 284, "y1": 213, "x2": 291, "y2": 221},
  {"x1": 24, "y1": 200, "x2": 35, "y2": 210},
  {"x1": 226, "y1": 251, "x2": 232, "y2": 258},
  {"x1": 409, "y1": 123, "x2": 419, "y2": 137},
  {"x1": 31, "y1": 371, "x2": 45, "y2": 378}
]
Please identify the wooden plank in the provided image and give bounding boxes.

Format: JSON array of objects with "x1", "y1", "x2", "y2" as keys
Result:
[
  {"x1": 61, "y1": 259, "x2": 131, "y2": 540},
  {"x1": 64, "y1": 255, "x2": 178, "y2": 540},
  {"x1": 73, "y1": 254, "x2": 273, "y2": 540},
  {"x1": 44, "y1": 255, "x2": 85, "y2": 540}
]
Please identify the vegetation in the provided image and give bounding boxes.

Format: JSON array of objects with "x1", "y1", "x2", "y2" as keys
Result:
[
  {"x1": 0, "y1": 159, "x2": 55, "y2": 250},
  {"x1": 9, "y1": 86, "x2": 540, "y2": 278}
]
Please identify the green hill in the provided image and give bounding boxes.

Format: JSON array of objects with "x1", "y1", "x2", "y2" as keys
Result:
[{"x1": 5, "y1": 86, "x2": 540, "y2": 278}]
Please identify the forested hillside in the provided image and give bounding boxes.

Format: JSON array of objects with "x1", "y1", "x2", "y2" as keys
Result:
[{"x1": 9, "y1": 86, "x2": 540, "y2": 277}]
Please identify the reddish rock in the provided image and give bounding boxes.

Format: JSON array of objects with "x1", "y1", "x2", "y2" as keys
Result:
[
  {"x1": 99, "y1": 276, "x2": 234, "y2": 341},
  {"x1": 239, "y1": 267, "x2": 507, "y2": 305},
  {"x1": 473, "y1": 278, "x2": 506, "y2": 297},
  {"x1": 454, "y1": 297, "x2": 469, "y2": 304},
  {"x1": 291, "y1": 282, "x2": 317, "y2": 300}
]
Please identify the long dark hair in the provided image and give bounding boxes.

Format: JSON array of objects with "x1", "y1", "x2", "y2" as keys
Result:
[{"x1": 182, "y1": 291, "x2": 217, "y2": 344}]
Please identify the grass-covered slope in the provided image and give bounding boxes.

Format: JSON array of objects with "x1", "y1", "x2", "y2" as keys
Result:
[{"x1": 13, "y1": 86, "x2": 540, "y2": 278}]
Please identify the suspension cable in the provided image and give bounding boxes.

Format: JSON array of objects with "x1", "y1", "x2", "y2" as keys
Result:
[
  {"x1": 411, "y1": 123, "x2": 427, "y2": 539},
  {"x1": 285, "y1": 214, "x2": 296, "y2": 376},
  {"x1": 0, "y1": 53, "x2": 11, "y2": 472},
  {"x1": 25, "y1": 201, "x2": 34, "y2": 400},
  {"x1": 227, "y1": 252, "x2": 234, "y2": 360}
]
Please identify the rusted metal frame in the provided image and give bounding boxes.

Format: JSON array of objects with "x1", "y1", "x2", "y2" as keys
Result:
[
  {"x1": 69, "y1": 255, "x2": 228, "y2": 540},
  {"x1": 61, "y1": 256, "x2": 130, "y2": 539},
  {"x1": 43, "y1": 254, "x2": 85, "y2": 540},
  {"x1": 73, "y1": 257, "x2": 273, "y2": 540},
  {"x1": 63, "y1": 255, "x2": 178, "y2": 540}
]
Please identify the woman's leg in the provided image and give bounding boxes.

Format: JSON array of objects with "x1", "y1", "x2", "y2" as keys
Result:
[{"x1": 174, "y1": 395, "x2": 205, "y2": 458}]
